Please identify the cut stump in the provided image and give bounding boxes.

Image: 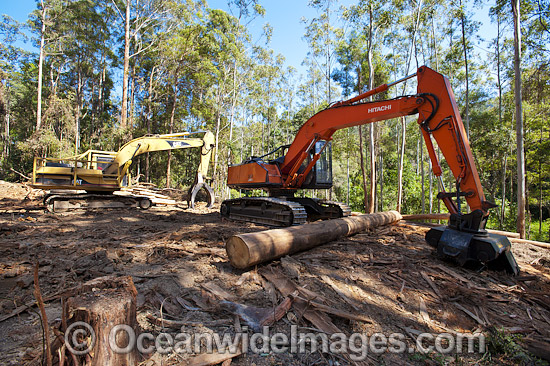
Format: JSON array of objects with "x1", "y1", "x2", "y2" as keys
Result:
[{"x1": 61, "y1": 275, "x2": 138, "y2": 366}]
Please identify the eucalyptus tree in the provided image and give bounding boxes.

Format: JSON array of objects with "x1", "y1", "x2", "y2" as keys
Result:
[
  {"x1": 157, "y1": 0, "x2": 209, "y2": 187},
  {"x1": 302, "y1": 0, "x2": 342, "y2": 104},
  {"x1": 109, "y1": 0, "x2": 171, "y2": 131},
  {"x1": 203, "y1": 8, "x2": 250, "y2": 194},
  {"x1": 455, "y1": 0, "x2": 479, "y2": 139},
  {"x1": 26, "y1": 0, "x2": 117, "y2": 154},
  {"x1": 251, "y1": 47, "x2": 285, "y2": 155},
  {"x1": 522, "y1": 0, "x2": 550, "y2": 238},
  {"x1": 341, "y1": 0, "x2": 394, "y2": 213},
  {"x1": 333, "y1": 30, "x2": 369, "y2": 212},
  {"x1": 28, "y1": 0, "x2": 71, "y2": 131},
  {"x1": 489, "y1": 1, "x2": 514, "y2": 228},
  {"x1": 0, "y1": 15, "x2": 27, "y2": 160},
  {"x1": 512, "y1": 0, "x2": 526, "y2": 238}
]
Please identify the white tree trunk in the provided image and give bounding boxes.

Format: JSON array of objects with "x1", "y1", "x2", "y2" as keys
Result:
[
  {"x1": 121, "y1": 0, "x2": 131, "y2": 130},
  {"x1": 36, "y1": 0, "x2": 46, "y2": 131},
  {"x1": 512, "y1": 0, "x2": 525, "y2": 238}
]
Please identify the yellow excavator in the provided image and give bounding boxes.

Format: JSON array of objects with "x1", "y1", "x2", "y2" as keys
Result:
[{"x1": 31, "y1": 131, "x2": 215, "y2": 212}]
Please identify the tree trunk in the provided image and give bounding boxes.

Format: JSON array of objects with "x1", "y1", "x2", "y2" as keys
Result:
[
  {"x1": 166, "y1": 72, "x2": 178, "y2": 189},
  {"x1": 75, "y1": 70, "x2": 83, "y2": 154},
  {"x1": 366, "y1": 5, "x2": 375, "y2": 214},
  {"x1": 129, "y1": 65, "x2": 136, "y2": 129},
  {"x1": 460, "y1": 0, "x2": 470, "y2": 139},
  {"x1": 60, "y1": 276, "x2": 138, "y2": 366},
  {"x1": 512, "y1": 0, "x2": 526, "y2": 238},
  {"x1": 497, "y1": 17, "x2": 507, "y2": 230},
  {"x1": 121, "y1": 0, "x2": 131, "y2": 130},
  {"x1": 421, "y1": 135, "x2": 425, "y2": 214},
  {"x1": 358, "y1": 126, "x2": 368, "y2": 213},
  {"x1": 429, "y1": 170, "x2": 433, "y2": 214},
  {"x1": 396, "y1": 117, "x2": 406, "y2": 212},
  {"x1": 226, "y1": 211, "x2": 402, "y2": 269},
  {"x1": 36, "y1": 0, "x2": 46, "y2": 131},
  {"x1": 346, "y1": 156, "x2": 350, "y2": 205},
  {"x1": 379, "y1": 154, "x2": 383, "y2": 212},
  {"x1": 0, "y1": 74, "x2": 8, "y2": 159},
  {"x1": 500, "y1": 152, "x2": 508, "y2": 229},
  {"x1": 539, "y1": 121, "x2": 543, "y2": 236},
  {"x1": 145, "y1": 67, "x2": 155, "y2": 182},
  {"x1": 368, "y1": 124, "x2": 375, "y2": 213}
]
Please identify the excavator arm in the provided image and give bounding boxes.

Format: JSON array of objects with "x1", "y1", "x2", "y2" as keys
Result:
[
  {"x1": 279, "y1": 67, "x2": 488, "y2": 218},
  {"x1": 104, "y1": 131, "x2": 215, "y2": 176},
  {"x1": 32, "y1": 131, "x2": 216, "y2": 211},
  {"x1": 224, "y1": 66, "x2": 519, "y2": 274}
]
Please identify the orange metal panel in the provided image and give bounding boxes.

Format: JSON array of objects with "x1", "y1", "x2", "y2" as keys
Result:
[
  {"x1": 227, "y1": 162, "x2": 283, "y2": 188},
  {"x1": 416, "y1": 66, "x2": 486, "y2": 213}
]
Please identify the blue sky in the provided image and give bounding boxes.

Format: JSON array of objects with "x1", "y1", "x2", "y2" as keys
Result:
[
  {"x1": 2, "y1": 0, "x2": 496, "y2": 80},
  {"x1": 1, "y1": 0, "x2": 348, "y2": 77}
]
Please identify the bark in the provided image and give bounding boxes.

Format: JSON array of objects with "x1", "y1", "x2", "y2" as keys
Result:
[
  {"x1": 512, "y1": 0, "x2": 526, "y2": 238},
  {"x1": 358, "y1": 126, "x2": 368, "y2": 212},
  {"x1": 379, "y1": 154, "x2": 383, "y2": 212},
  {"x1": 460, "y1": 0, "x2": 470, "y2": 139},
  {"x1": 368, "y1": 124, "x2": 375, "y2": 213},
  {"x1": 402, "y1": 213, "x2": 450, "y2": 221},
  {"x1": 121, "y1": 0, "x2": 131, "y2": 130},
  {"x1": 346, "y1": 156, "x2": 350, "y2": 205},
  {"x1": 36, "y1": 0, "x2": 46, "y2": 131},
  {"x1": 497, "y1": 17, "x2": 507, "y2": 229},
  {"x1": 396, "y1": 117, "x2": 406, "y2": 212},
  {"x1": 501, "y1": 150, "x2": 508, "y2": 229},
  {"x1": 75, "y1": 69, "x2": 83, "y2": 153},
  {"x1": 0, "y1": 74, "x2": 8, "y2": 158},
  {"x1": 366, "y1": 3, "x2": 375, "y2": 214},
  {"x1": 429, "y1": 170, "x2": 433, "y2": 214},
  {"x1": 539, "y1": 111, "x2": 543, "y2": 237},
  {"x1": 166, "y1": 70, "x2": 178, "y2": 188},
  {"x1": 226, "y1": 211, "x2": 402, "y2": 269},
  {"x1": 61, "y1": 276, "x2": 138, "y2": 365},
  {"x1": 421, "y1": 136, "x2": 425, "y2": 214},
  {"x1": 145, "y1": 67, "x2": 155, "y2": 182}
]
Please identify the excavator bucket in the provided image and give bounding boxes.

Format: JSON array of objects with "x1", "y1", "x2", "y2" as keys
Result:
[{"x1": 426, "y1": 226, "x2": 520, "y2": 275}]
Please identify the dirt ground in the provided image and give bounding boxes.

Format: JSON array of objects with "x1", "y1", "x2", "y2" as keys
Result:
[{"x1": 1, "y1": 180, "x2": 550, "y2": 366}]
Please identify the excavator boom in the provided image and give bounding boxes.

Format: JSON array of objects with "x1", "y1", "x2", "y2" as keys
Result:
[
  {"x1": 222, "y1": 66, "x2": 519, "y2": 274},
  {"x1": 32, "y1": 131, "x2": 215, "y2": 212}
]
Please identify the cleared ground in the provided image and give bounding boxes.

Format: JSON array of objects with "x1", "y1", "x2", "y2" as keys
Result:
[{"x1": 0, "y1": 180, "x2": 549, "y2": 365}]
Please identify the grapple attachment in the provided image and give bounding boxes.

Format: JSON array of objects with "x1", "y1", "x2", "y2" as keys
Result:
[
  {"x1": 426, "y1": 226, "x2": 519, "y2": 275},
  {"x1": 424, "y1": 210, "x2": 519, "y2": 275}
]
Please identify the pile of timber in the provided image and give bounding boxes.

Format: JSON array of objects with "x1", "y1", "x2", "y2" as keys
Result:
[{"x1": 117, "y1": 186, "x2": 177, "y2": 206}]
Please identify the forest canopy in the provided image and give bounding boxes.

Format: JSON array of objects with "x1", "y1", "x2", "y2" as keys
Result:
[{"x1": 0, "y1": 0, "x2": 549, "y2": 241}]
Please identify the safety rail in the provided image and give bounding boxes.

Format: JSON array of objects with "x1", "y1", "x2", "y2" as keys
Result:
[{"x1": 32, "y1": 151, "x2": 122, "y2": 191}]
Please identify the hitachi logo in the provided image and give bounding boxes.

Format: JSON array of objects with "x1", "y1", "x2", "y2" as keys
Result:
[{"x1": 368, "y1": 105, "x2": 392, "y2": 113}]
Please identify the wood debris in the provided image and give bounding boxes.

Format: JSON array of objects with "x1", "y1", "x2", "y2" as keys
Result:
[{"x1": 1, "y1": 182, "x2": 550, "y2": 365}]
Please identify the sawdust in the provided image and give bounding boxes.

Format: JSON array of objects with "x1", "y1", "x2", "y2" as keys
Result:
[{"x1": 0, "y1": 180, "x2": 549, "y2": 365}]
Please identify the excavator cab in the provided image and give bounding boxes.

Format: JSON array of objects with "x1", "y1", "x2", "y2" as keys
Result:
[{"x1": 301, "y1": 141, "x2": 333, "y2": 189}]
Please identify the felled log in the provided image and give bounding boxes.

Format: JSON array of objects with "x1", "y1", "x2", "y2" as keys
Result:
[
  {"x1": 510, "y1": 237, "x2": 550, "y2": 250},
  {"x1": 401, "y1": 213, "x2": 450, "y2": 221},
  {"x1": 486, "y1": 229, "x2": 520, "y2": 238},
  {"x1": 61, "y1": 276, "x2": 138, "y2": 366},
  {"x1": 226, "y1": 211, "x2": 402, "y2": 269}
]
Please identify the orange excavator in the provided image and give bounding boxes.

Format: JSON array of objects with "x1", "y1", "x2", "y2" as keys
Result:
[{"x1": 221, "y1": 66, "x2": 519, "y2": 274}]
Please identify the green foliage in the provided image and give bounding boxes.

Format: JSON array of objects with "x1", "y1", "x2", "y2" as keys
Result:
[
  {"x1": 484, "y1": 327, "x2": 548, "y2": 365},
  {"x1": 0, "y1": 0, "x2": 548, "y2": 236}
]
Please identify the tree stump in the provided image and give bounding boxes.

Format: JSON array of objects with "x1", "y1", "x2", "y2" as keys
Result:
[{"x1": 60, "y1": 275, "x2": 138, "y2": 366}]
